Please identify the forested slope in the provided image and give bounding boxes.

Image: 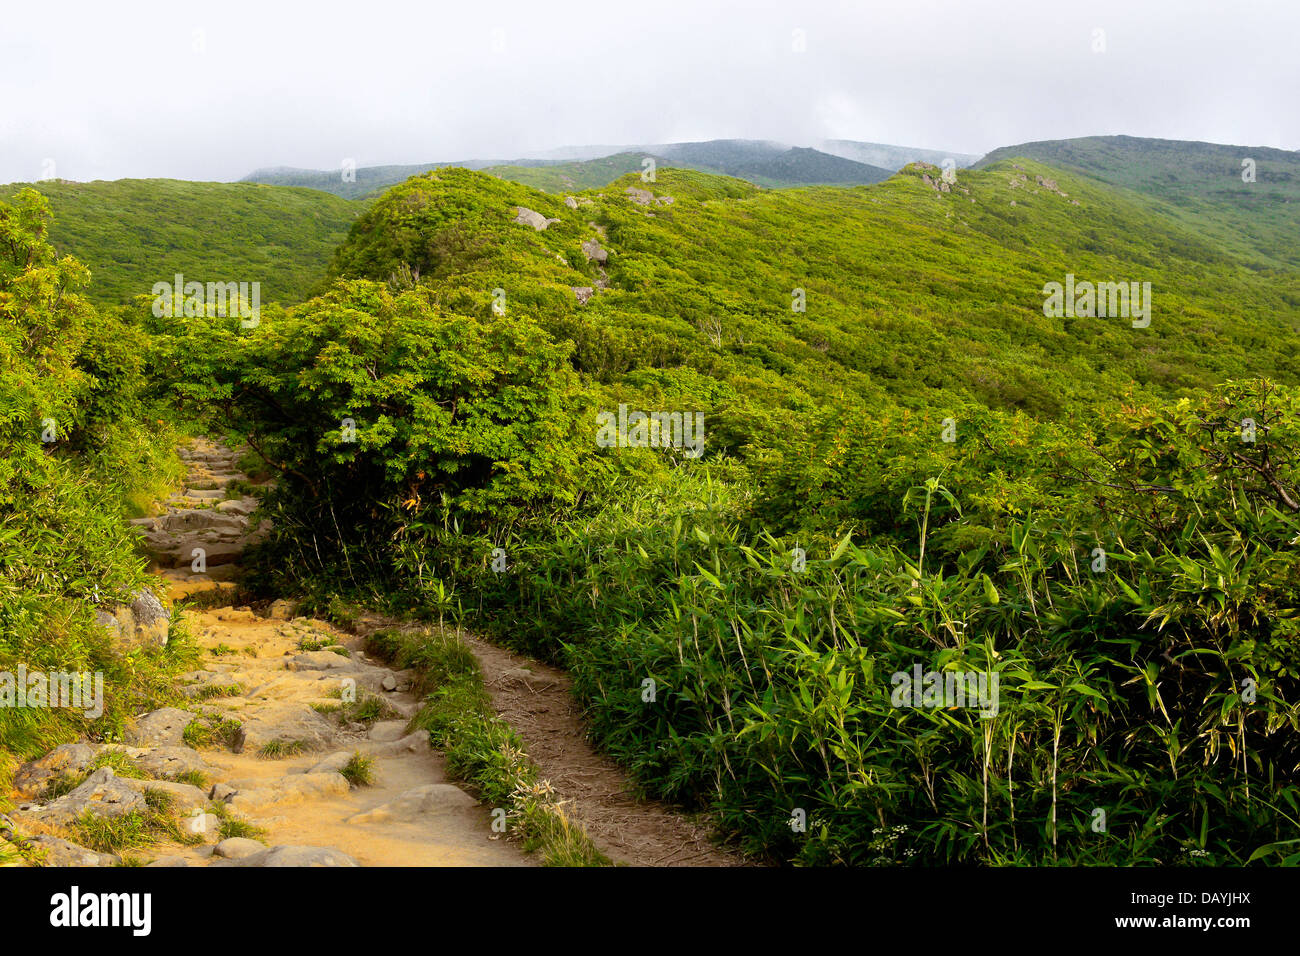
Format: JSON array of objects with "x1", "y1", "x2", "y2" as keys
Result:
[{"x1": 0, "y1": 179, "x2": 360, "y2": 305}]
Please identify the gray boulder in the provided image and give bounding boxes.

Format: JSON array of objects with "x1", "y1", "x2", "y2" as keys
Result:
[
  {"x1": 208, "y1": 845, "x2": 359, "y2": 867},
  {"x1": 213, "y1": 837, "x2": 266, "y2": 860},
  {"x1": 93, "y1": 590, "x2": 171, "y2": 650},
  {"x1": 130, "y1": 590, "x2": 170, "y2": 647},
  {"x1": 345, "y1": 784, "x2": 476, "y2": 824},
  {"x1": 120, "y1": 779, "x2": 208, "y2": 812},
  {"x1": 230, "y1": 703, "x2": 335, "y2": 753},
  {"x1": 268, "y1": 599, "x2": 297, "y2": 620},
  {"x1": 134, "y1": 746, "x2": 210, "y2": 780},
  {"x1": 306, "y1": 752, "x2": 354, "y2": 775},
  {"x1": 124, "y1": 707, "x2": 194, "y2": 747},
  {"x1": 22, "y1": 835, "x2": 118, "y2": 867},
  {"x1": 513, "y1": 206, "x2": 560, "y2": 231}
]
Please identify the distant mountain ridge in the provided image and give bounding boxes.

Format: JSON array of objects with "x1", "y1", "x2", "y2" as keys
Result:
[
  {"x1": 650, "y1": 140, "x2": 891, "y2": 186},
  {"x1": 244, "y1": 160, "x2": 507, "y2": 200},
  {"x1": 818, "y1": 139, "x2": 980, "y2": 171},
  {"x1": 240, "y1": 137, "x2": 978, "y2": 197}
]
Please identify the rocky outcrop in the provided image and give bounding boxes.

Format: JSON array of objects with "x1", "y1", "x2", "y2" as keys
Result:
[
  {"x1": 624, "y1": 186, "x2": 674, "y2": 206},
  {"x1": 231, "y1": 703, "x2": 337, "y2": 753},
  {"x1": 1035, "y1": 174, "x2": 1073, "y2": 200},
  {"x1": 921, "y1": 172, "x2": 951, "y2": 193},
  {"x1": 513, "y1": 206, "x2": 560, "y2": 231},
  {"x1": 129, "y1": 745, "x2": 209, "y2": 780},
  {"x1": 14, "y1": 743, "x2": 98, "y2": 796},
  {"x1": 12, "y1": 767, "x2": 145, "y2": 828},
  {"x1": 13, "y1": 741, "x2": 211, "y2": 798},
  {"x1": 94, "y1": 588, "x2": 171, "y2": 650}
]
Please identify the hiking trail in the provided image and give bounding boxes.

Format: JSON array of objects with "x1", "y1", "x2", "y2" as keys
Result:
[{"x1": 3, "y1": 437, "x2": 745, "y2": 867}]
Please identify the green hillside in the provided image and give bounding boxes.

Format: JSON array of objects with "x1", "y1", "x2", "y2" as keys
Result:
[
  {"x1": 326, "y1": 160, "x2": 1300, "y2": 420},
  {"x1": 147, "y1": 158, "x2": 1300, "y2": 865},
  {"x1": 975, "y1": 135, "x2": 1300, "y2": 269},
  {"x1": 0, "y1": 178, "x2": 360, "y2": 304}
]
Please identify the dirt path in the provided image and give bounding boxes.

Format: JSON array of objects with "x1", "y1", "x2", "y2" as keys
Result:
[
  {"x1": 8, "y1": 437, "x2": 746, "y2": 867},
  {"x1": 153, "y1": 439, "x2": 531, "y2": 866},
  {"x1": 347, "y1": 610, "x2": 748, "y2": 866},
  {"x1": 461, "y1": 634, "x2": 746, "y2": 866}
]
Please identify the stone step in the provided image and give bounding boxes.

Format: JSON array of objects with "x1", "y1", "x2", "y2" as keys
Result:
[{"x1": 140, "y1": 539, "x2": 246, "y2": 569}]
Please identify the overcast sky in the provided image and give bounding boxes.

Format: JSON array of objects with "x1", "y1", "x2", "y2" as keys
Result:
[{"x1": 1, "y1": 0, "x2": 1295, "y2": 184}]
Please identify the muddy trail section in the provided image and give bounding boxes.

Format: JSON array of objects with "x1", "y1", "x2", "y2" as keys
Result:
[{"x1": 3, "y1": 438, "x2": 746, "y2": 867}]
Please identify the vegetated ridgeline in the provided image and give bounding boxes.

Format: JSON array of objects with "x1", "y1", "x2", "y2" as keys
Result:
[{"x1": 1, "y1": 439, "x2": 740, "y2": 867}]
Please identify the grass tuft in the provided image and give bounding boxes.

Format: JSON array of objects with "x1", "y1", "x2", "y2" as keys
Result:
[
  {"x1": 256, "y1": 739, "x2": 309, "y2": 759},
  {"x1": 182, "y1": 717, "x2": 242, "y2": 751},
  {"x1": 340, "y1": 752, "x2": 374, "y2": 787}
]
